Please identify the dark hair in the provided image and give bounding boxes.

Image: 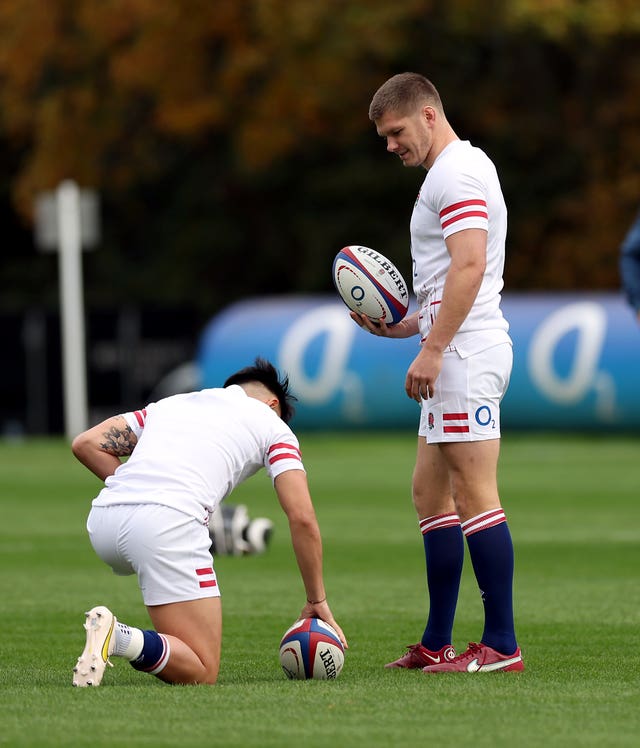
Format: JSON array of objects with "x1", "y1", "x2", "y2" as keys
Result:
[
  {"x1": 369, "y1": 72, "x2": 443, "y2": 121},
  {"x1": 223, "y1": 357, "x2": 296, "y2": 423}
]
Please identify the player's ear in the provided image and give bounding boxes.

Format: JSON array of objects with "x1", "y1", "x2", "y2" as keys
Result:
[
  {"x1": 268, "y1": 397, "x2": 281, "y2": 416},
  {"x1": 422, "y1": 105, "x2": 436, "y2": 124}
]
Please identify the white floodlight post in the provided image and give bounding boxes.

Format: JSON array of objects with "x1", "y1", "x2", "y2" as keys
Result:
[{"x1": 56, "y1": 180, "x2": 89, "y2": 440}]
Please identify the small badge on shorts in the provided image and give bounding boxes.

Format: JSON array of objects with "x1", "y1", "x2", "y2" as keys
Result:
[{"x1": 428, "y1": 412, "x2": 435, "y2": 431}]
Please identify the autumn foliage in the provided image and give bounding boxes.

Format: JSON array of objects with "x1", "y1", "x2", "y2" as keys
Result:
[{"x1": 0, "y1": 0, "x2": 639, "y2": 312}]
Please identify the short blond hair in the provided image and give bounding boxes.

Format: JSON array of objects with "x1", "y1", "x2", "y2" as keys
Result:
[{"x1": 369, "y1": 72, "x2": 443, "y2": 121}]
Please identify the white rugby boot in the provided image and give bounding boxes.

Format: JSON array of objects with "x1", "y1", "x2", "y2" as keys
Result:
[{"x1": 72, "y1": 606, "x2": 116, "y2": 687}]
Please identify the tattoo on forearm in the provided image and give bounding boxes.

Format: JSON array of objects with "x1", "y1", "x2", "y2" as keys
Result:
[{"x1": 99, "y1": 425, "x2": 137, "y2": 456}]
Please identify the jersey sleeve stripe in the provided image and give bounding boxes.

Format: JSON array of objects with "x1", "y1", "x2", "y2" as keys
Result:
[
  {"x1": 269, "y1": 452, "x2": 302, "y2": 465},
  {"x1": 268, "y1": 442, "x2": 302, "y2": 458},
  {"x1": 133, "y1": 409, "x2": 147, "y2": 427},
  {"x1": 439, "y1": 199, "x2": 487, "y2": 217},
  {"x1": 441, "y1": 210, "x2": 488, "y2": 230}
]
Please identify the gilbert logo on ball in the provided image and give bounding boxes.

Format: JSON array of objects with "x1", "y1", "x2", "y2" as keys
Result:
[
  {"x1": 332, "y1": 245, "x2": 409, "y2": 323},
  {"x1": 279, "y1": 617, "x2": 345, "y2": 680}
]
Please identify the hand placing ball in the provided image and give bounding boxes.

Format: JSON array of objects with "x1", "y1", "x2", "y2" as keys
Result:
[
  {"x1": 332, "y1": 245, "x2": 409, "y2": 324},
  {"x1": 279, "y1": 618, "x2": 345, "y2": 680}
]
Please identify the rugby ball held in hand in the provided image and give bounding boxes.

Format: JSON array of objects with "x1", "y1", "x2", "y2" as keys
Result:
[
  {"x1": 279, "y1": 617, "x2": 345, "y2": 680},
  {"x1": 332, "y1": 245, "x2": 409, "y2": 324}
]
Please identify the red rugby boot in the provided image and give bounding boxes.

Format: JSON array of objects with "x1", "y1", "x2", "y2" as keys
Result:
[
  {"x1": 422, "y1": 641, "x2": 524, "y2": 673},
  {"x1": 385, "y1": 643, "x2": 455, "y2": 669}
]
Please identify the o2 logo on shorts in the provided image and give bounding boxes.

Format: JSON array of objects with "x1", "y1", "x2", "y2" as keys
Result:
[{"x1": 475, "y1": 406, "x2": 496, "y2": 429}]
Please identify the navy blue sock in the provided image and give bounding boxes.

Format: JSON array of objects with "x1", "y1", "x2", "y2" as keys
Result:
[
  {"x1": 465, "y1": 518, "x2": 517, "y2": 655},
  {"x1": 419, "y1": 514, "x2": 464, "y2": 651},
  {"x1": 130, "y1": 630, "x2": 170, "y2": 674}
]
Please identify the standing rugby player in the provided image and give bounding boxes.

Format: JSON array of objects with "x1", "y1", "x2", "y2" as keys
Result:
[{"x1": 353, "y1": 72, "x2": 523, "y2": 673}]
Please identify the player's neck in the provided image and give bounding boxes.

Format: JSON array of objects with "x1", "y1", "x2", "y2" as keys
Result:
[{"x1": 424, "y1": 126, "x2": 459, "y2": 170}]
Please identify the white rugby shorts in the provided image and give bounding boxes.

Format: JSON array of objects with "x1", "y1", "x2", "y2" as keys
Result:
[
  {"x1": 419, "y1": 342, "x2": 512, "y2": 443},
  {"x1": 87, "y1": 504, "x2": 220, "y2": 606}
]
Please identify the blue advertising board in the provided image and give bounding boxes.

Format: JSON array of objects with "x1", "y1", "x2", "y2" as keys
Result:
[{"x1": 197, "y1": 294, "x2": 640, "y2": 431}]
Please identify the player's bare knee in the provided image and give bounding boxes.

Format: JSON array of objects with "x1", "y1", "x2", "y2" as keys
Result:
[
  {"x1": 411, "y1": 487, "x2": 429, "y2": 516},
  {"x1": 412, "y1": 481, "x2": 454, "y2": 517},
  {"x1": 198, "y1": 673, "x2": 218, "y2": 685},
  {"x1": 195, "y1": 657, "x2": 220, "y2": 685}
]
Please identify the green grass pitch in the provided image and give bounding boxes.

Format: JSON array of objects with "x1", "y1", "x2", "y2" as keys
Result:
[{"x1": 1, "y1": 432, "x2": 639, "y2": 747}]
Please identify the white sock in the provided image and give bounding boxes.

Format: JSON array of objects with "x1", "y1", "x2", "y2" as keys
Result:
[{"x1": 113, "y1": 621, "x2": 145, "y2": 661}]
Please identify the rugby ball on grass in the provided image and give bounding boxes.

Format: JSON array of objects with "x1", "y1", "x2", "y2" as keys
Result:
[
  {"x1": 279, "y1": 617, "x2": 344, "y2": 680},
  {"x1": 332, "y1": 245, "x2": 409, "y2": 324}
]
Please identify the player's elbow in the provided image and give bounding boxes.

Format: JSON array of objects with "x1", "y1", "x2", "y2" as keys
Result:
[
  {"x1": 71, "y1": 430, "x2": 94, "y2": 464},
  {"x1": 465, "y1": 252, "x2": 486, "y2": 277},
  {"x1": 466, "y1": 256, "x2": 486, "y2": 290},
  {"x1": 287, "y1": 510, "x2": 319, "y2": 536},
  {"x1": 71, "y1": 431, "x2": 86, "y2": 458},
  {"x1": 452, "y1": 252, "x2": 485, "y2": 282}
]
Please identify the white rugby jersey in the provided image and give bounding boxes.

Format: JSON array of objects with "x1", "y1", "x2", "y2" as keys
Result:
[
  {"x1": 91, "y1": 385, "x2": 304, "y2": 522},
  {"x1": 410, "y1": 139, "x2": 511, "y2": 357}
]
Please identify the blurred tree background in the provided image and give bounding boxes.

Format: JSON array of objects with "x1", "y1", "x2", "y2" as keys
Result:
[
  {"x1": 1, "y1": 0, "x2": 640, "y2": 431},
  {"x1": 1, "y1": 0, "x2": 639, "y2": 317}
]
